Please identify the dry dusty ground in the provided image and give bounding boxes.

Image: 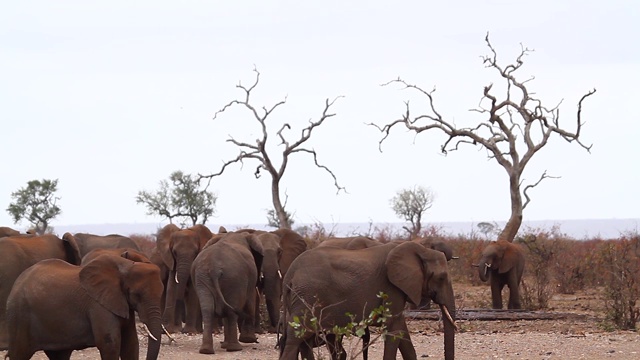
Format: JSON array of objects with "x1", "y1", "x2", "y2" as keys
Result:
[{"x1": 3, "y1": 284, "x2": 639, "y2": 359}]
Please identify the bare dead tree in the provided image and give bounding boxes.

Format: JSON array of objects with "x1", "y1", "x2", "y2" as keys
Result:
[
  {"x1": 371, "y1": 34, "x2": 596, "y2": 242},
  {"x1": 200, "y1": 68, "x2": 345, "y2": 229}
]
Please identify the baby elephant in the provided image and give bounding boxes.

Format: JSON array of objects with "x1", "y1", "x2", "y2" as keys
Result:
[{"x1": 6, "y1": 254, "x2": 164, "y2": 360}]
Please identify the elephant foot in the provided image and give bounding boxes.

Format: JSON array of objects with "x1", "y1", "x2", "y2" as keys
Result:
[
  {"x1": 224, "y1": 342, "x2": 243, "y2": 352},
  {"x1": 182, "y1": 326, "x2": 200, "y2": 335},
  {"x1": 199, "y1": 345, "x2": 215, "y2": 354},
  {"x1": 239, "y1": 334, "x2": 258, "y2": 343}
]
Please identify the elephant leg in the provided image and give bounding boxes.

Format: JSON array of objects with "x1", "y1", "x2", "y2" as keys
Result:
[
  {"x1": 362, "y1": 327, "x2": 371, "y2": 360},
  {"x1": 198, "y1": 293, "x2": 215, "y2": 354},
  {"x1": 44, "y1": 349, "x2": 73, "y2": 360},
  {"x1": 386, "y1": 320, "x2": 416, "y2": 360},
  {"x1": 238, "y1": 294, "x2": 258, "y2": 344},
  {"x1": 222, "y1": 316, "x2": 243, "y2": 351},
  {"x1": 508, "y1": 274, "x2": 522, "y2": 309},
  {"x1": 182, "y1": 285, "x2": 201, "y2": 334},
  {"x1": 325, "y1": 334, "x2": 347, "y2": 360},
  {"x1": 120, "y1": 318, "x2": 139, "y2": 360},
  {"x1": 490, "y1": 276, "x2": 504, "y2": 309},
  {"x1": 298, "y1": 339, "x2": 316, "y2": 360},
  {"x1": 162, "y1": 271, "x2": 181, "y2": 333}
]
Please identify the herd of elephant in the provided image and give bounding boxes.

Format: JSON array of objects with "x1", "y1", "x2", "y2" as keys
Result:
[{"x1": 0, "y1": 225, "x2": 526, "y2": 360}]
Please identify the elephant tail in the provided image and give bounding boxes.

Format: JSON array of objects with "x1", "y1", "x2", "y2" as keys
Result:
[{"x1": 210, "y1": 268, "x2": 237, "y2": 317}]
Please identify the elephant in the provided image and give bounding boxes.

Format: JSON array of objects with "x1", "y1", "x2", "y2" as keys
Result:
[
  {"x1": 238, "y1": 228, "x2": 307, "y2": 332},
  {"x1": 476, "y1": 240, "x2": 526, "y2": 309},
  {"x1": 0, "y1": 234, "x2": 82, "y2": 350},
  {"x1": 81, "y1": 247, "x2": 151, "y2": 265},
  {"x1": 411, "y1": 237, "x2": 457, "y2": 261},
  {"x1": 63, "y1": 232, "x2": 141, "y2": 258},
  {"x1": 6, "y1": 253, "x2": 164, "y2": 360},
  {"x1": 318, "y1": 236, "x2": 382, "y2": 249},
  {"x1": 0, "y1": 226, "x2": 20, "y2": 238},
  {"x1": 192, "y1": 232, "x2": 264, "y2": 353},
  {"x1": 279, "y1": 241, "x2": 456, "y2": 360},
  {"x1": 156, "y1": 223, "x2": 213, "y2": 333}
]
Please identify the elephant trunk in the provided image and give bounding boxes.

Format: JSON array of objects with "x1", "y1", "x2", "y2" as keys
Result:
[
  {"x1": 440, "y1": 303, "x2": 456, "y2": 360},
  {"x1": 262, "y1": 258, "x2": 282, "y2": 328},
  {"x1": 162, "y1": 259, "x2": 191, "y2": 329},
  {"x1": 144, "y1": 315, "x2": 163, "y2": 360},
  {"x1": 138, "y1": 303, "x2": 163, "y2": 360},
  {"x1": 436, "y1": 283, "x2": 456, "y2": 360}
]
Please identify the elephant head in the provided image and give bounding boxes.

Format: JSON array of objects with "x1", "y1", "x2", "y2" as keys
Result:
[
  {"x1": 412, "y1": 237, "x2": 456, "y2": 261},
  {"x1": 477, "y1": 240, "x2": 522, "y2": 282},
  {"x1": 270, "y1": 228, "x2": 307, "y2": 275},
  {"x1": 386, "y1": 241, "x2": 456, "y2": 360},
  {"x1": 79, "y1": 254, "x2": 164, "y2": 360}
]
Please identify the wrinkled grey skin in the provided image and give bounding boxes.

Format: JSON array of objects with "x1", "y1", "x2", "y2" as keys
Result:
[
  {"x1": 192, "y1": 232, "x2": 264, "y2": 353},
  {"x1": 0, "y1": 234, "x2": 82, "y2": 350},
  {"x1": 6, "y1": 254, "x2": 164, "y2": 360},
  {"x1": 280, "y1": 242, "x2": 456, "y2": 360}
]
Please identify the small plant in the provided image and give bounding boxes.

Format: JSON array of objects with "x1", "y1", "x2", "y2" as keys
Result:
[
  {"x1": 288, "y1": 292, "x2": 396, "y2": 360},
  {"x1": 598, "y1": 233, "x2": 640, "y2": 330}
]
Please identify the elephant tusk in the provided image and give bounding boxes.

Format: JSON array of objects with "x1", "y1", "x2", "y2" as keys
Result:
[
  {"x1": 175, "y1": 272, "x2": 179, "y2": 284},
  {"x1": 278, "y1": 270, "x2": 283, "y2": 279},
  {"x1": 144, "y1": 324, "x2": 158, "y2": 341},
  {"x1": 440, "y1": 305, "x2": 458, "y2": 332},
  {"x1": 451, "y1": 256, "x2": 460, "y2": 260},
  {"x1": 162, "y1": 325, "x2": 175, "y2": 343},
  {"x1": 484, "y1": 263, "x2": 491, "y2": 277}
]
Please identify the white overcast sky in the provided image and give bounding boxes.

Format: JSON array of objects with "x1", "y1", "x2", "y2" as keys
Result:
[{"x1": 1, "y1": 1, "x2": 638, "y2": 230}]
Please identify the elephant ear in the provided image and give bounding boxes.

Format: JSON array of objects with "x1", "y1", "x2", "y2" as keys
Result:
[
  {"x1": 80, "y1": 254, "x2": 131, "y2": 319},
  {"x1": 61, "y1": 232, "x2": 82, "y2": 265},
  {"x1": 188, "y1": 224, "x2": 214, "y2": 249},
  {"x1": 245, "y1": 234, "x2": 265, "y2": 276},
  {"x1": 156, "y1": 224, "x2": 179, "y2": 270},
  {"x1": 386, "y1": 242, "x2": 427, "y2": 306},
  {"x1": 497, "y1": 241, "x2": 517, "y2": 274},
  {"x1": 272, "y1": 229, "x2": 307, "y2": 275}
]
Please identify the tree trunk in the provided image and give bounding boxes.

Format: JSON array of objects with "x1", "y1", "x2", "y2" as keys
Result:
[
  {"x1": 498, "y1": 172, "x2": 524, "y2": 242},
  {"x1": 271, "y1": 179, "x2": 291, "y2": 230}
]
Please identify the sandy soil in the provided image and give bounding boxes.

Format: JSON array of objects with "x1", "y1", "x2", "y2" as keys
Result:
[{"x1": 3, "y1": 285, "x2": 639, "y2": 359}]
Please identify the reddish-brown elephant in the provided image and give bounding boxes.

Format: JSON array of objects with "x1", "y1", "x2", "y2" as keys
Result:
[
  {"x1": 156, "y1": 224, "x2": 213, "y2": 333},
  {"x1": 6, "y1": 254, "x2": 164, "y2": 360},
  {"x1": 477, "y1": 240, "x2": 526, "y2": 309},
  {"x1": 0, "y1": 234, "x2": 82, "y2": 350}
]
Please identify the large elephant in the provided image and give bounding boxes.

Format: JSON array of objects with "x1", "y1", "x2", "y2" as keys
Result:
[
  {"x1": 6, "y1": 253, "x2": 164, "y2": 360},
  {"x1": 63, "y1": 232, "x2": 141, "y2": 258},
  {"x1": 0, "y1": 227, "x2": 20, "y2": 238},
  {"x1": 81, "y1": 247, "x2": 151, "y2": 265},
  {"x1": 156, "y1": 223, "x2": 213, "y2": 333},
  {"x1": 192, "y1": 232, "x2": 264, "y2": 353},
  {"x1": 0, "y1": 234, "x2": 82, "y2": 350},
  {"x1": 246, "y1": 228, "x2": 307, "y2": 331},
  {"x1": 476, "y1": 240, "x2": 526, "y2": 309},
  {"x1": 279, "y1": 241, "x2": 456, "y2": 360}
]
